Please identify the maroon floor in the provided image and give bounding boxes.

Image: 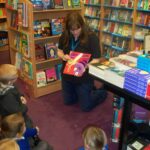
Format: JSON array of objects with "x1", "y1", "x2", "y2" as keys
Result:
[{"x1": 17, "y1": 80, "x2": 118, "y2": 150}]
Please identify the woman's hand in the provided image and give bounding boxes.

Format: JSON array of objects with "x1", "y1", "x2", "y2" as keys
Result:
[{"x1": 63, "y1": 54, "x2": 71, "y2": 61}]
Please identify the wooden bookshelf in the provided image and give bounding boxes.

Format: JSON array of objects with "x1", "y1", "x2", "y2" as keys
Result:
[
  {"x1": 83, "y1": 0, "x2": 150, "y2": 58},
  {"x1": 0, "y1": 1, "x2": 9, "y2": 55},
  {"x1": 7, "y1": 0, "x2": 82, "y2": 98}
]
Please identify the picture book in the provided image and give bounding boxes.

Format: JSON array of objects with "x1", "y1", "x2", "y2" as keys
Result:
[
  {"x1": 45, "y1": 42, "x2": 57, "y2": 59},
  {"x1": 22, "y1": 58, "x2": 33, "y2": 79},
  {"x1": 45, "y1": 67, "x2": 57, "y2": 83},
  {"x1": 21, "y1": 32, "x2": 30, "y2": 58},
  {"x1": 41, "y1": 19, "x2": 51, "y2": 37},
  {"x1": 63, "y1": 0, "x2": 72, "y2": 8},
  {"x1": 10, "y1": 11, "x2": 18, "y2": 28},
  {"x1": 15, "y1": 52, "x2": 22, "y2": 70},
  {"x1": 34, "y1": 20, "x2": 42, "y2": 38},
  {"x1": 54, "y1": 0, "x2": 63, "y2": 8},
  {"x1": 30, "y1": 0, "x2": 43, "y2": 10},
  {"x1": 71, "y1": 0, "x2": 80, "y2": 8},
  {"x1": 51, "y1": 18, "x2": 63, "y2": 35},
  {"x1": 35, "y1": 43, "x2": 46, "y2": 61},
  {"x1": 63, "y1": 51, "x2": 91, "y2": 77},
  {"x1": 42, "y1": 0, "x2": 55, "y2": 9},
  {"x1": 36, "y1": 71, "x2": 47, "y2": 87}
]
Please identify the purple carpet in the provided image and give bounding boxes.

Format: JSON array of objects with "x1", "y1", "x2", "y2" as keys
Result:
[{"x1": 17, "y1": 80, "x2": 118, "y2": 150}]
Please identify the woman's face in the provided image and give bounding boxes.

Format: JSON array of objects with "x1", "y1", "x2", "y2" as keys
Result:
[{"x1": 70, "y1": 27, "x2": 81, "y2": 39}]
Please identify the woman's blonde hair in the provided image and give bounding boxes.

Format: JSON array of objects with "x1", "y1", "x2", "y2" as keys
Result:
[
  {"x1": 82, "y1": 125, "x2": 107, "y2": 150},
  {"x1": 0, "y1": 138, "x2": 20, "y2": 150}
]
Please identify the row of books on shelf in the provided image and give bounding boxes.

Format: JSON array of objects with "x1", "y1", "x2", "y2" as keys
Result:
[
  {"x1": 136, "y1": 12, "x2": 150, "y2": 26},
  {"x1": 137, "y1": 0, "x2": 150, "y2": 10},
  {"x1": 0, "y1": 7, "x2": 6, "y2": 17},
  {"x1": 35, "y1": 42, "x2": 58, "y2": 61},
  {"x1": 84, "y1": 6, "x2": 100, "y2": 18},
  {"x1": 104, "y1": 0, "x2": 134, "y2": 8},
  {"x1": 103, "y1": 22, "x2": 132, "y2": 37},
  {"x1": 30, "y1": 0, "x2": 80, "y2": 10},
  {"x1": 34, "y1": 18, "x2": 64, "y2": 38},
  {"x1": 104, "y1": 9, "x2": 133, "y2": 23},
  {"x1": 89, "y1": 51, "x2": 150, "y2": 100},
  {"x1": 134, "y1": 28, "x2": 149, "y2": 40},
  {"x1": 84, "y1": 0, "x2": 100, "y2": 5},
  {"x1": 85, "y1": 18, "x2": 100, "y2": 31},
  {"x1": 36, "y1": 64, "x2": 62, "y2": 87},
  {"x1": 102, "y1": 34, "x2": 131, "y2": 50}
]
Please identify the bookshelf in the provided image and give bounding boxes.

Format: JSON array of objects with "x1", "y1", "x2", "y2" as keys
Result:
[
  {"x1": 6, "y1": 0, "x2": 82, "y2": 98},
  {"x1": 0, "y1": 0, "x2": 9, "y2": 52},
  {"x1": 83, "y1": 0, "x2": 150, "y2": 59}
]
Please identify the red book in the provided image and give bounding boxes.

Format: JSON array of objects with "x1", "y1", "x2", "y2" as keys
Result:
[{"x1": 63, "y1": 51, "x2": 91, "y2": 77}]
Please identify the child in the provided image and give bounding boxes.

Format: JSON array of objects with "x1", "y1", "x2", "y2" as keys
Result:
[
  {"x1": 78, "y1": 125, "x2": 108, "y2": 150},
  {"x1": 0, "y1": 138, "x2": 20, "y2": 150},
  {"x1": 0, "y1": 113, "x2": 53, "y2": 150},
  {"x1": 0, "y1": 64, "x2": 32, "y2": 128}
]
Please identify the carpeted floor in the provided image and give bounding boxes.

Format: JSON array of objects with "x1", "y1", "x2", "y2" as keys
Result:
[{"x1": 17, "y1": 79, "x2": 118, "y2": 150}]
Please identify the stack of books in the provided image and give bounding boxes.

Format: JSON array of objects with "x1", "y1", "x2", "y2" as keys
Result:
[{"x1": 124, "y1": 68, "x2": 150, "y2": 99}]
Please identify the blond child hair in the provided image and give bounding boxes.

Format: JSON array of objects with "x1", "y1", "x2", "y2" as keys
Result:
[
  {"x1": 1, "y1": 113, "x2": 25, "y2": 138},
  {"x1": 82, "y1": 125, "x2": 107, "y2": 150},
  {"x1": 0, "y1": 138, "x2": 20, "y2": 150}
]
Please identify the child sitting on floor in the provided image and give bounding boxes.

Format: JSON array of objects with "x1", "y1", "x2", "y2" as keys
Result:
[
  {"x1": 0, "y1": 64, "x2": 32, "y2": 128},
  {"x1": 0, "y1": 112, "x2": 53, "y2": 150},
  {"x1": 0, "y1": 138, "x2": 20, "y2": 150},
  {"x1": 78, "y1": 125, "x2": 108, "y2": 150}
]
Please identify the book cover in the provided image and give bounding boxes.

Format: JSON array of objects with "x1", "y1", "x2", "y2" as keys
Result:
[
  {"x1": 22, "y1": 58, "x2": 33, "y2": 79},
  {"x1": 36, "y1": 71, "x2": 47, "y2": 87},
  {"x1": 63, "y1": 0, "x2": 72, "y2": 8},
  {"x1": 63, "y1": 51, "x2": 91, "y2": 77},
  {"x1": 45, "y1": 42, "x2": 57, "y2": 59},
  {"x1": 41, "y1": 19, "x2": 51, "y2": 37},
  {"x1": 21, "y1": 32, "x2": 30, "y2": 58},
  {"x1": 71, "y1": 0, "x2": 80, "y2": 8},
  {"x1": 30, "y1": 0, "x2": 43, "y2": 10},
  {"x1": 45, "y1": 67, "x2": 57, "y2": 82},
  {"x1": 35, "y1": 43, "x2": 46, "y2": 61},
  {"x1": 51, "y1": 18, "x2": 63, "y2": 35},
  {"x1": 54, "y1": 0, "x2": 63, "y2": 8},
  {"x1": 42, "y1": 0, "x2": 55, "y2": 9}
]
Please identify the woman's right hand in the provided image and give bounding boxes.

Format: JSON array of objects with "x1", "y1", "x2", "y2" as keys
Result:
[{"x1": 63, "y1": 54, "x2": 71, "y2": 61}]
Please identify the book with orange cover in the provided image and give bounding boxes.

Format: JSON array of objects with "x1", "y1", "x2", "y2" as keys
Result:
[{"x1": 63, "y1": 51, "x2": 91, "y2": 77}]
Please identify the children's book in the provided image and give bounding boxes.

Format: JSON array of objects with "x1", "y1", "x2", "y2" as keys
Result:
[
  {"x1": 54, "y1": 0, "x2": 63, "y2": 8},
  {"x1": 45, "y1": 42, "x2": 57, "y2": 59},
  {"x1": 22, "y1": 58, "x2": 33, "y2": 79},
  {"x1": 63, "y1": 0, "x2": 72, "y2": 8},
  {"x1": 35, "y1": 43, "x2": 46, "y2": 61},
  {"x1": 51, "y1": 18, "x2": 63, "y2": 35},
  {"x1": 42, "y1": 0, "x2": 55, "y2": 9},
  {"x1": 63, "y1": 51, "x2": 91, "y2": 77},
  {"x1": 41, "y1": 19, "x2": 51, "y2": 37},
  {"x1": 21, "y1": 32, "x2": 30, "y2": 58},
  {"x1": 71, "y1": 0, "x2": 80, "y2": 8},
  {"x1": 45, "y1": 68, "x2": 57, "y2": 82},
  {"x1": 30, "y1": 0, "x2": 43, "y2": 10},
  {"x1": 36, "y1": 71, "x2": 47, "y2": 87}
]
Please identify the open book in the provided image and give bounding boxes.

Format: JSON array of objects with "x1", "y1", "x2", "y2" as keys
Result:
[{"x1": 63, "y1": 51, "x2": 91, "y2": 77}]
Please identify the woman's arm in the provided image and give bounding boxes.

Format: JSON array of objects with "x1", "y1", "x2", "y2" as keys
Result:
[{"x1": 57, "y1": 49, "x2": 71, "y2": 61}]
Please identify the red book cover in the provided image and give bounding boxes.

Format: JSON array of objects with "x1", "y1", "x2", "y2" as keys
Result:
[
  {"x1": 45, "y1": 68, "x2": 57, "y2": 83},
  {"x1": 146, "y1": 82, "x2": 150, "y2": 100},
  {"x1": 63, "y1": 51, "x2": 91, "y2": 77}
]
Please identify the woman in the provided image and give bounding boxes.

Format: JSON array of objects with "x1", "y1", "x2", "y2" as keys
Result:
[{"x1": 58, "y1": 12, "x2": 107, "y2": 112}]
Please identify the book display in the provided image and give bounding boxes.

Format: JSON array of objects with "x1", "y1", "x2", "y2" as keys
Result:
[
  {"x1": 83, "y1": 0, "x2": 150, "y2": 58},
  {"x1": 0, "y1": 0, "x2": 9, "y2": 52},
  {"x1": 6, "y1": 0, "x2": 82, "y2": 97}
]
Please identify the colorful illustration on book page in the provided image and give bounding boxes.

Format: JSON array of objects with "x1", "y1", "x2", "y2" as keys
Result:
[{"x1": 63, "y1": 51, "x2": 91, "y2": 77}]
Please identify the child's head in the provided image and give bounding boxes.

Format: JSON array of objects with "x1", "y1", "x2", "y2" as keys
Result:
[
  {"x1": 0, "y1": 138, "x2": 20, "y2": 150},
  {"x1": 82, "y1": 125, "x2": 107, "y2": 150},
  {"x1": 1, "y1": 113, "x2": 25, "y2": 138},
  {"x1": 0, "y1": 64, "x2": 18, "y2": 85}
]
